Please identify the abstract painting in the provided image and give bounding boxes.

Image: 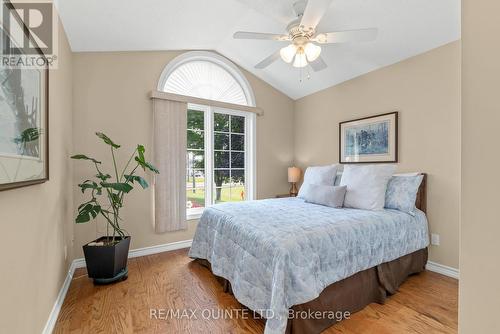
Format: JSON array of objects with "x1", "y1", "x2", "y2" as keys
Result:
[
  {"x1": 0, "y1": 13, "x2": 49, "y2": 190},
  {"x1": 339, "y1": 112, "x2": 398, "y2": 163},
  {"x1": 0, "y1": 67, "x2": 48, "y2": 190}
]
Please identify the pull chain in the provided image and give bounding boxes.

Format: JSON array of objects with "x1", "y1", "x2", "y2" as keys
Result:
[{"x1": 299, "y1": 67, "x2": 311, "y2": 83}]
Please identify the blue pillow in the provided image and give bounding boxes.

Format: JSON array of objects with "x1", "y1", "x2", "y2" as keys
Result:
[{"x1": 385, "y1": 175, "x2": 424, "y2": 215}]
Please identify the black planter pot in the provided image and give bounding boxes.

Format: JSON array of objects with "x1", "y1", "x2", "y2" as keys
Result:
[{"x1": 82, "y1": 236, "x2": 130, "y2": 282}]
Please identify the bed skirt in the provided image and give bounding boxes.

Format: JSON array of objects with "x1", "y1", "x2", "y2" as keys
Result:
[{"x1": 194, "y1": 248, "x2": 428, "y2": 334}]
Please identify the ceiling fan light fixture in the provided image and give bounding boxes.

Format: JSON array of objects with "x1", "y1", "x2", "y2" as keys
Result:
[
  {"x1": 280, "y1": 44, "x2": 297, "y2": 63},
  {"x1": 292, "y1": 49, "x2": 308, "y2": 68},
  {"x1": 304, "y1": 42, "x2": 321, "y2": 62}
]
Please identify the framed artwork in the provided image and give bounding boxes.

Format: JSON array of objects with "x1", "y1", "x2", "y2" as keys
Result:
[
  {"x1": 339, "y1": 112, "x2": 398, "y2": 164},
  {"x1": 0, "y1": 3, "x2": 49, "y2": 191}
]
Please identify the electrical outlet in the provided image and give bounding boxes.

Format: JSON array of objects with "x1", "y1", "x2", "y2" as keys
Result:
[{"x1": 431, "y1": 233, "x2": 440, "y2": 246}]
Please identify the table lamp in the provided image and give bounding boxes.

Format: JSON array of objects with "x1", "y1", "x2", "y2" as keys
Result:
[{"x1": 288, "y1": 167, "x2": 301, "y2": 197}]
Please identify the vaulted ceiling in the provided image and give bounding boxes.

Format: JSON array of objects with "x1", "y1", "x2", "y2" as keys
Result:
[{"x1": 56, "y1": 0, "x2": 460, "y2": 100}]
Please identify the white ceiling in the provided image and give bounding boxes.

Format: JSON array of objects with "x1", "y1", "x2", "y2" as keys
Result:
[{"x1": 56, "y1": 0, "x2": 460, "y2": 100}]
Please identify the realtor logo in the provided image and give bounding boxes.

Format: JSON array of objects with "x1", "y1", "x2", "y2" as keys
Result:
[{"x1": 0, "y1": 0, "x2": 58, "y2": 67}]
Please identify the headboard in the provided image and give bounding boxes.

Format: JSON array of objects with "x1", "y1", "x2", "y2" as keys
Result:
[{"x1": 415, "y1": 173, "x2": 427, "y2": 213}]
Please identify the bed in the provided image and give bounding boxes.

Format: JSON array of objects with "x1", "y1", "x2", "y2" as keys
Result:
[{"x1": 189, "y1": 174, "x2": 429, "y2": 334}]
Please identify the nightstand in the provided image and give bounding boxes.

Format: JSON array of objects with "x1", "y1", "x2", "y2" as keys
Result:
[{"x1": 275, "y1": 194, "x2": 295, "y2": 198}]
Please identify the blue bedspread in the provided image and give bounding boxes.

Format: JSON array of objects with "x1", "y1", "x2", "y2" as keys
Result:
[{"x1": 188, "y1": 197, "x2": 429, "y2": 334}]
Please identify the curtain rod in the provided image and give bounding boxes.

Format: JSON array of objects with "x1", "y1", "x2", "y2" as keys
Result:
[{"x1": 150, "y1": 91, "x2": 264, "y2": 116}]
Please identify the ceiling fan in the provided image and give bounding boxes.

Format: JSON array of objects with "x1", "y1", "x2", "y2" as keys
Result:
[{"x1": 233, "y1": 0, "x2": 378, "y2": 72}]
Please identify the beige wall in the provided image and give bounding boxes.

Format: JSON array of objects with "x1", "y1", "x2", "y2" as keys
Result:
[
  {"x1": 71, "y1": 51, "x2": 294, "y2": 257},
  {"x1": 0, "y1": 22, "x2": 74, "y2": 333},
  {"x1": 294, "y1": 41, "x2": 461, "y2": 268},
  {"x1": 460, "y1": 1, "x2": 500, "y2": 332}
]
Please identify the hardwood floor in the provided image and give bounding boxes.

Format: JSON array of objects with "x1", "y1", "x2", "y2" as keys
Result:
[{"x1": 54, "y1": 249, "x2": 458, "y2": 334}]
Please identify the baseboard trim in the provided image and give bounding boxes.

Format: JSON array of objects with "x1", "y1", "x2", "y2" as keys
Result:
[
  {"x1": 426, "y1": 261, "x2": 460, "y2": 279},
  {"x1": 72, "y1": 239, "x2": 193, "y2": 269},
  {"x1": 129, "y1": 239, "x2": 193, "y2": 259},
  {"x1": 42, "y1": 260, "x2": 78, "y2": 334},
  {"x1": 43, "y1": 239, "x2": 193, "y2": 333}
]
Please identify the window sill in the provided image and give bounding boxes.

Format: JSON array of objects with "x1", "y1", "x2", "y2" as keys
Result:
[{"x1": 187, "y1": 212, "x2": 203, "y2": 221}]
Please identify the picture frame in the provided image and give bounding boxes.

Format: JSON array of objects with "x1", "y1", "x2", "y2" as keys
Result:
[
  {"x1": 339, "y1": 112, "x2": 398, "y2": 164},
  {"x1": 0, "y1": 1, "x2": 50, "y2": 191}
]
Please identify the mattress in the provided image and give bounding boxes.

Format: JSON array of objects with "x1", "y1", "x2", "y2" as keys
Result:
[{"x1": 188, "y1": 197, "x2": 429, "y2": 334}]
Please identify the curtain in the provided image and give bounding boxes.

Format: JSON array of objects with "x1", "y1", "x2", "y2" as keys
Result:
[{"x1": 153, "y1": 98, "x2": 187, "y2": 233}]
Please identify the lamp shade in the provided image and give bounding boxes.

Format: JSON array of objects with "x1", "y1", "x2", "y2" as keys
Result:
[
  {"x1": 280, "y1": 44, "x2": 297, "y2": 63},
  {"x1": 288, "y1": 167, "x2": 301, "y2": 183},
  {"x1": 304, "y1": 42, "x2": 321, "y2": 62},
  {"x1": 292, "y1": 51, "x2": 308, "y2": 68}
]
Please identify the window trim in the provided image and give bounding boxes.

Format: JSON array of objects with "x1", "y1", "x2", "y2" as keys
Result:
[
  {"x1": 157, "y1": 51, "x2": 256, "y2": 107},
  {"x1": 186, "y1": 104, "x2": 256, "y2": 220}
]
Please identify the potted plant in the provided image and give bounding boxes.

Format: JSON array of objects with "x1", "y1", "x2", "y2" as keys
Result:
[{"x1": 71, "y1": 132, "x2": 159, "y2": 284}]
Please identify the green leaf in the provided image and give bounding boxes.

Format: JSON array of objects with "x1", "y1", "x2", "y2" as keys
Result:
[
  {"x1": 144, "y1": 161, "x2": 159, "y2": 174},
  {"x1": 81, "y1": 203, "x2": 93, "y2": 212},
  {"x1": 78, "y1": 202, "x2": 91, "y2": 211},
  {"x1": 78, "y1": 180, "x2": 101, "y2": 194},
  {"x1": 96, "y1": 132, "x2": 120, "y2": 149},
  {"x1": 137, "y1": 145, "x2": 145, "y2": 162},
  {"x1": 125, "y1": 174, "x2": 149, "y2": 189},
  {"x1": 134, "y1": 157, "x2": 159, "y2": 174},
  {"x1": 75, "y1": 203, "x2": 101, "y2": 223},
  {"x1": 101, "y1": 182, "x2": 133, "y2": 193},
  {"x1": 76, "y1": 212, "x2": 90, "y2": 223},
  {"x1": 71, "y1": 154, "x2": 101, "y2": 164},
  {"x1": 76, "y1": 203, "x2": 93, "y2": 223},
  {"x1": 90, "y1": 205, "x2": 101, "y2": 218},
  {"x1": 134, "y1": 145, "x2": 158, "y2": 173},
  {"x1": 96, "y1": 173, "x2": 111, "y2": 181}
]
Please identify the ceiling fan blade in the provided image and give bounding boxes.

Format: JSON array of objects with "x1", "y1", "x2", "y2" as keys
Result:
[
  {"x1": 309, "y1": 56, "x2": 327, "y2": 72},
  {"x1": 255, "y1": 50, "x2": 282, "y2": 69},
  {"x1": 313, "y1": 28, "x2": 378, "y2": 44},
  {"x1": 300, "y1": 0, "x2": 334, "y2": 31},
  {"x1": 233, "y1": 31, "x2": 290, "y2": 41}
]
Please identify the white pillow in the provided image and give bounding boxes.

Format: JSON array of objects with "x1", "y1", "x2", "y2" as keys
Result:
[
  {"x1": 302, "y1": 164, "x2": 339, "y2": 185},
  {"x1": 340, "y1": 164, "x2": 396, "y2": 210},
  {"x1": 298, "y1": 164, "x2": 338, "y2": 197},
  {"x1": 300, "y1": 184, "x2": 347, "y2": 208}
]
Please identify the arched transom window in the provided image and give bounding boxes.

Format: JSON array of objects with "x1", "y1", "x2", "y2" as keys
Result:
[{"x1": 158, "y1": 51, "x2": 255, "y2": 107}]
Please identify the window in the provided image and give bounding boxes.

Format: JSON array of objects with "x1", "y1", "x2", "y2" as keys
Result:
[
  {"x1": 158, "y1": 51, "x2": 256, "y2": 219},
  {"x1": 186, "y1": 105, "x2": 255, "y2": 218}
]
